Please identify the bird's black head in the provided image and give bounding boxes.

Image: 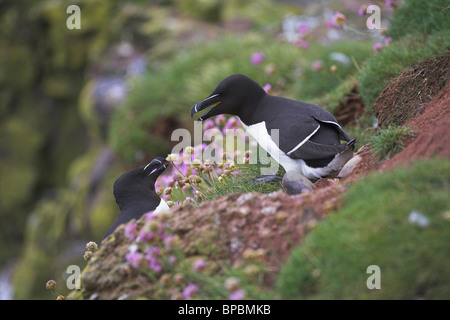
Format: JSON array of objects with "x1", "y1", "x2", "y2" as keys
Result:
[
  {"x1": 190, "y1": 74, "x2": 266, "y2": 122},
  {"x1": 113, "y1": 157, "x2": 169, "y2": 211}
]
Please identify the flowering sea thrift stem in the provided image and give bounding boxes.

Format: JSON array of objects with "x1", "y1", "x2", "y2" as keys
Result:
[{"x1": 182, "y1": 283, "x2": 198, "y2": 300}]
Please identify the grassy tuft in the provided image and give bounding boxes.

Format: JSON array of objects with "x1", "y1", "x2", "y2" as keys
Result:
[
  {"x1": 369, "y1": 125, "x2": 416, "y2": 161},
  {"x1": 200, "y1": 163, "x2": 284, "y2": 203}
]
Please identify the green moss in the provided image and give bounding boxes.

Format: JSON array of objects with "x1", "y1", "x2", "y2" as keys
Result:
[{"x1": 277, "y1": 158, "x2": 450, "y2": 299}]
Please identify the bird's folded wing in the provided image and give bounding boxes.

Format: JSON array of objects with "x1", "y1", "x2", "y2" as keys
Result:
[
  {"x1": 312, "y1": 116, "x2": 353, "y2": 142},
  {"x1": 287, "y1": 140, "x2": 349, "y2": 160}
]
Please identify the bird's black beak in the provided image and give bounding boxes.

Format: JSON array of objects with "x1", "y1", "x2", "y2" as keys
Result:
[
  {"x1": 190, "y1": 93, "x2": 221, "y2": 121},
  {"x1": 143, "y1": 157, "x2": 169, "y2": 177}
]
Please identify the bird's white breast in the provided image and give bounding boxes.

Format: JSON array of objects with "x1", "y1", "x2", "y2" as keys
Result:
[{"x1": 154, "y1": 198, "x2": 170, "y2": 214}]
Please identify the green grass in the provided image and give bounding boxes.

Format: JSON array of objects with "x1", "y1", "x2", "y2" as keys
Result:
[
  {"x1": 388, "y1": 0, "x2": 450, "y2": 40},
  {"x1": 277, "y1": 158, "x2": 450, "y2": 299},
  {"x1": 369, "y1": 125, "x2": 416, "y2": 161},
  {"x1": 200, "y1": 163, "x2": 284, "y2": 203},
  {"x1": 165, "y1": 158, "x2": 284, "y2": 206}
]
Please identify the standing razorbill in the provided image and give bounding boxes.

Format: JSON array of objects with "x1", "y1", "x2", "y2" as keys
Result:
[
  {"x1": 190, "y1": 74, "x2": 355, "y2": 182},
  {"x1": 103, "y1": 157, "x2": 169, "y2": 240}
]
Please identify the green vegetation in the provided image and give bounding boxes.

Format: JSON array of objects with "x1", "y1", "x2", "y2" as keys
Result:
[
  {"x1": 387, "y1": 0, "x2": 450, "y2": 40},
  {"x1": 199, "y1": 163, "x2": 283, "y2": 202},
  {"x1": 357, "y1": 32, "x2": 448, "y2": 119},
  {"x1": 5, "y1": 0, "x2": 450, "y2": 300},
  {"x1": 277, "y1": 158, "x2": 450, "y2": 299},
  {"x1": 370, "y1": 126, "x2": 416, "y2": 161}
]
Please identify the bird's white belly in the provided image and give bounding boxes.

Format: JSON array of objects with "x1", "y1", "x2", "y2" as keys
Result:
[
  {"x1": 154, "y1": 198, "x2": 170, "y2": 214},
  {"x1": 238, "y1": 119, "x2": 332, "y2": 180}
]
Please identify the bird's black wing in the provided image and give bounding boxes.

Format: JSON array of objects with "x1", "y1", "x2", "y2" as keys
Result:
[{"x1": 261, "y1": 97, "x2": 353, "y2": 160}]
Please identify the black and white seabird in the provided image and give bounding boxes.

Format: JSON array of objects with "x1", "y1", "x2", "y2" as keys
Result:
[
  {"x1": 103, "y1": 157, "x2": 170, "y2": 240},
  {"x1": 190, "y1": 74, "x2": 355, "y2": 182}
]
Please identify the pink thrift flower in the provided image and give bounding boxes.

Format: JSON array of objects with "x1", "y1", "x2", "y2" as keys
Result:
[
  {"x1": 358, "y1": 7, "x2": 366, "y2": 17},
  {"x1": 203, "y1": 119, "x2": 215, "y2": 130},
  {"x1": 168, "y1": 255, "x2": 176, "y2": 264},
  {"x1": 215, "y1": 114, "x2": 226, "y2": 126},
  {"x1": 332, "y1": 11, "x2": 346, "y2": 27},
  {"x1": 150, "y1": 260, "x2": 162, "y2": 272},
  {"x1": 137, "y1": 230, "x2": 155, "y2": 242},
  {"x1": 384, "y1": 37, "x2": 392, "y2": 45},
  {"x1": 262, "y1": 83, "x2": 271, "y2": 93},
  {"x1": 295, "y1": 39, "x2": 310, "y2": 49},
  {"x1": 126, "y1": 251, "x2": 142, "y2": 269},
  {"x1": 145, "y1": 211, "x2": 155, "y2": 222},
  {"x1": 164, "y1": 234, "x2": 175, "y2": 250},
  {"x1": 145, "y1": 246, "x2": 162, "y2": 272},
  {"x1": 193, "y1": 259, "x2": 206, "y2": 272},
  {"x1": 124, "y1": 222, "x2": 137, "y2": 240},
  {"x1": 225, "y1": 117, "x2": 237, "y2": 129},
  {"x1": 372, "y1": 42, "x2": 383, "y2": 52},
  {"x1": 297, "y1": 22, "x2": 309, "y2": 36},
  {"x1": 229, "y1": 289, "x2": 245, "y2": 300},
  {"x1": 311, "y1": 60, "x2": 324, "y2": 71},
  {"x1": 183, "y1": 283, "x2": 198, "y2": 300},
  {"x1": 250, "y1": 52, "x2": 265, "y2": 65},
  {"x1": 324, "y1": 20, "x2": 338, "y2": 29}
]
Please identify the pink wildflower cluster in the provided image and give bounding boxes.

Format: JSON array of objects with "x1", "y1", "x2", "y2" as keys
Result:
[
  {"x1": 156, "y1": 115, "x2": 248, "y2": 205},
  {"x1": 250, "y1": 52, "x2": 265, "y2": 65},
  {"x1": 224, "y1": 277, "x2": 246, "y2": 300},
  {"x1": 326, "y1": 11, "x2": 346, "y2": 29},
  {"x1": 372, "y1": 37, "x2": 392, "y2": 52},
  {"x1": 294, "y1": 22, "x2": 310, "y2": 49},
  {"x1": 182, "y1": 283, "x2": 198, "y2": 300},
  {"x1": 146, "y1": 245, "x2": 162, "y2": 272},
  {"x1": 125, "y1": 250, "x2": 142, "y2": 269},
  {"x1": 250, "y1": 52, "x2": 274, "y2": 92},
  {"x1": 385, "y1": 0, "x2": 399, "y2": 8},
  {"x1": 192, "y1": 258, "x2": 206, "y2": 272},
  {"x1": 124, "y1": 212, "x2": 178, "y2": 274}
]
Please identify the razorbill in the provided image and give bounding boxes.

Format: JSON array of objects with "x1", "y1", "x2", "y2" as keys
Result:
[
  {"x1": 103, "y1": 157, "x2": 170, "y2": 240},
  {"x1": 190, "y1": 74, "x2": 355, "y2": 182}
]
